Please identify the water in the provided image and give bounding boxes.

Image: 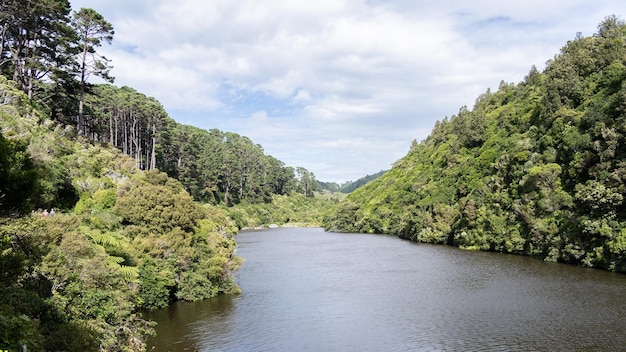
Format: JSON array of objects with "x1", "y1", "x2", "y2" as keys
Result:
[{"x1": 146, "y1": 227, "x2": 626, "y2": 351}]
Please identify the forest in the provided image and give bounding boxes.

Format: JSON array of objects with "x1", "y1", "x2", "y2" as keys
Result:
[
  {"x1": 82, "y1": 84, "x2": 322, "y2": 205},
  {"x1": 0, "y1": 1, "x2": 327, "y2": 351},
  {"x1": 324, "y1": 15, "x2": 626, "y2": 273},
  {"x1": 0, "y1": 0, "x2": 320, "y2": 209},
  {"x1": 5, "y1": 0, "x2": 626, "y2": 350},
  {"x1": 318, "y1": 170, "x2": 387, "y2": 194},
  {"x1": 0, "y1": 74, "x2": 245, "y2": 350}
]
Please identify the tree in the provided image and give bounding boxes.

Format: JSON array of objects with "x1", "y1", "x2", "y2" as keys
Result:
[
  {"x1": 0, "y1": 134, "x2": 39, "y2": 215},
  {"x1": 70, "y1": 7, "x2": 114, "y2": 135},
  {"x1": 0, "y1": 0, "x2": 74, "y2": 99},
  {"x1": 296, "y1": 167, "x2": 319, "y2": 197}
]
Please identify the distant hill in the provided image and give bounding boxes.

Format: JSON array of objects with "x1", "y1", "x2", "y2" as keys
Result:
[{"x1": 318, "y1": 170, "x2": 387, "y2": 193}]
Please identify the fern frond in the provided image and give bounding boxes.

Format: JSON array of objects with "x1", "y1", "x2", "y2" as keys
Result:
[{"x1": 119, "y1": 265, "x2": 139, "y2": 282}]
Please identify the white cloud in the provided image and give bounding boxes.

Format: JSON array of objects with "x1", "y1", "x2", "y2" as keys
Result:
[
  {"x1": 292, "y1": 89, "x2": 312, "y2": 104},
  {"x1": 70, "y1": 0, "x2": 626, "y2": 182}
]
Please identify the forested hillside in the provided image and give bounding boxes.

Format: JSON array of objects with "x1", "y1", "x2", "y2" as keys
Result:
[
  {"x1": 83, "y1": 84, "x2": 320, "y2": 205},
  {"x1": 0, "y1": 2, "x2": 311, "y2": 350},
  {"x1": 0, "y1": 0, "x2": 318, "y2": 208},
  {"x1": 0, "y1": 76, "x2": 242, "y2": 350},
  {"x1": 0, "y1": 1, "x2": 334, "y2": 349},
  {"x1": 318, "y1": 171, "x2": 386, "y2": 193},
  {"x1": 324, "y1": 16, "x2": 626, "y2": 272}
]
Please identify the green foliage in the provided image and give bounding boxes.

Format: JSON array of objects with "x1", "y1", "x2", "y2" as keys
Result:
[
  {"x1": 228, "y1": 192, "x2": 341, "y2": 229},
  {"x1": 138, "y1": 258, "x2": 170, "y2": 309},
  {"x1": 323, "y1": 16, "x2": 626, "y2": 272},
  {"x1": 114, "y1": 170, "x2": 203, "y2": 233},
  {"x1": 1, "y1": 78, "x2": 242, "y2": 351},
  {"x1": 318, "y1": 170, "x2": 387, "y2": 194},
  {"x1": 82, "y1": 85, "x2": 314, "y2": 206},
  {"x1": 0, "y1": 2, "x2": 320, "y2": 350},
  {"x1": 0, "y1": 133, "x2": 39, "y2": 214},
  {"x1": 323, "y1": 201, "x2": 361, "y2": 233},
  {"x1": 0, "y1": 215, "x2": 103, "y2": 351}
]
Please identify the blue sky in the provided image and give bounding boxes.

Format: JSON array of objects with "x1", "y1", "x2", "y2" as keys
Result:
[{"x1": 70, "y1": 0, "x2": 626, "y2": 183}]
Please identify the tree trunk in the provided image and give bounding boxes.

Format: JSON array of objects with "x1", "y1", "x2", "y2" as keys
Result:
[{"x1": 150, "y1": 122, "x2": 157, "y2": 170}]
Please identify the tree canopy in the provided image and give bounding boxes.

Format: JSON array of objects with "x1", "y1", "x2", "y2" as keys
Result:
[
  {"x1": 0, "y1": 2, "x2": 321, "y2": 350},
  {"x1": 0, "y1": 75, "x2": 242, "y2": 350},
  {"x1": 323, "y1": 15, "x2": 626, "y2": 273},
  {"x1": 1, "y1": 1, "x2": 317, "y2": 208}
]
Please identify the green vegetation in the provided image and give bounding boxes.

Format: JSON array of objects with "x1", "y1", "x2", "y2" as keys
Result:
[
  {"x1": 83, "y1": 84, "x2": 320, "y2": 205},
  {"x1": 8, "y1": 1, "x2": 626, "y2": 350},
  {"x1": 1, "y1": 0, "x2": 319, "y2": 208},
  {"x1": 319, "y1": 170, "x2": 386, "y2": 193},
  {"x1": 0, "y1": 76, "x2": 242, "y2": 350},
  {"x1": 227, "y1": 192, "x2": 344, "y2": 229},
  {"x1": 0, "y1": 2, "x2": 327, "y2": 350},
  {"x1": 324, "y1": 16, "x2": 626, "y2": 273}
]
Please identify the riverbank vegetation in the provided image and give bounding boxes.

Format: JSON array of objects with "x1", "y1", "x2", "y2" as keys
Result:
[
  {"x1": 0, "y1": 2, "x2": 319, "y2": 350},
  {"x1": 0, "y1": 75, "x2": 243, "y2": 350},
  {"x1": 324, "y1": 16, "x2": 626, "y2": 273},
  {"x1": 5, "y1": 0, "x2": 626, "y2": 350},
  {"x1": 84, "y1": 84, "x2": 322, "y2": 205},
  {"x1": 227, "y1": 192, "x2": 344, "y2": 229}
]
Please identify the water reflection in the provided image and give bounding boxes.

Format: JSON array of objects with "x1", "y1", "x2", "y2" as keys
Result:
[{"x1": 147, "y1": 228, "x2": 626, "y2": 351}]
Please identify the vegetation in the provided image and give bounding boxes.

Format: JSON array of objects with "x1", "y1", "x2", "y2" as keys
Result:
[
  {"x1": 227, "y1": 192, "x2": 343, "y2": 229},
  {"x1": 1, "y1": 0, "x2": 319, "y2": 208},
  {"x1": 0, "y1": 2, "x2": 325, "y2": 350},
  {"x1": 78, "y1": 77, "x2": 320, "y2": 206},
  {"x1": 318, "y1": 170, "x2": 386, "y2": 193},
  {"x1": 324, "y1": 16, "x2": 626, "y2": 273},
  {"x1": 0, "y1": 76, "x2": 242, "y2": 350},
  {"x1": 8, "y1": 1, "x2": 626, "y2": 350}
]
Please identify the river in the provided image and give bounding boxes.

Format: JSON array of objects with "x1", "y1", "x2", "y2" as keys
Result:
[{"x1": 146, "y1": 227, "x2": 626, "y2": 351}]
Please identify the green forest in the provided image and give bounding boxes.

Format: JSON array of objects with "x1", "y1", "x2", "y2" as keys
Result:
[
  {"x1": 0, "y1": 74, "x2": 245, "y2": 350},
  {"x1": 4, "y1": 0, "x2": 626, "y2": 350},
  {"x1": 319, "y1": 170, "x2": 387, "y2": 194},
  {"x1": 0, "y1": 1, "x2": 329, "y2": 351},
  {"x1": 0, "y1": 0, "x2": 320, "y2": 209},
  {"x1": 324, "y1": 16, "x2": 626, "y2": 273}
]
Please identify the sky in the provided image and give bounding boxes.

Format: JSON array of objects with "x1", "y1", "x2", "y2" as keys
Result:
[{"x1": 69, "y1": 0, "x2": 626, "y2": 183}]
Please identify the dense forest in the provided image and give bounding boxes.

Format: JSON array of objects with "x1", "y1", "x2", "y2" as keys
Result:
[
  {"x1": 318, "y1": 170, "x2": 387, "y2": 194},
  {"x1": 5, "y1": 0, "x2": 626, "y2": 350},
  {"x1": 324, "y1": 16, "x2": 626, "y2": 272},
  {"x1": 0, "y1": 1, "x2": 327, "y2": 351},
  {"x1": 82, "y1": 84, "x2": 321, "y2": 205},
  {"x1": 0, "y1": 0, "x2": 319, "y2": 209},
  {"x1": 0, "y1": 75, "x2": 242, "y2": 350}
]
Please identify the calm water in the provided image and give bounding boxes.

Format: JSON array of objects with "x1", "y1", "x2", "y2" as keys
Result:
[{"x1": 146, "y1": 227, "x2": 626, "y2": 351}]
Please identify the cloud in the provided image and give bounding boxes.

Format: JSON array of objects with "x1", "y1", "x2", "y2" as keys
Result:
[{"x1": 70, "y1": 0, "x2": 626, "y2": 182}]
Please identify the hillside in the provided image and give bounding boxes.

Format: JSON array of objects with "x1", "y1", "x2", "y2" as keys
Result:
[
  {"x1": 339, "y1": 170, "x2": 387, "y2": 193},
  {"x1": 83, "y1": 84, "x2": 321, "y2": 205},
  {"x1": 323, "y1": 16, "x2": 626, "y2": 272},
  {"x1": 318, "y1": 170, "x2": 387, "y2": 193},
  {"x1": 0, "y1": 2, "x2": 329, "y2": 348},
  {"x1": 0, "y1": 77, "x2": 241, "y2": 351},
  {"x1": 0, "y1": 1, "x2": 319, "y2": 208}
]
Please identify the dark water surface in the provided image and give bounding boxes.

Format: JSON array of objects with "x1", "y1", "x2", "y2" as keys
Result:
[{"x1": 146, "y1": 227, "x2": 626, "y2": 351}]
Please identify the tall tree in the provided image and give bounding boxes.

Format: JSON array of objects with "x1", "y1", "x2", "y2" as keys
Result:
[
  {"x1": 70, "y1": 7, "x2": 114, "y2": 135},
  {"x1": 0, "y1": 0, "x2": 73, "y2": 99},
  {"x1": 296, "y1": 167, "x2": 319, "y2": 197}
]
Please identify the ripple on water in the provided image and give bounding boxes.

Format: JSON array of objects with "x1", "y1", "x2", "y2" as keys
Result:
[{"x1": 147, "y1": 228, "x2": 626, "y2": 352}]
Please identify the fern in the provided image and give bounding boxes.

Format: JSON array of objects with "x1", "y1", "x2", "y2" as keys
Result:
[
  {"x1": 81, "y1": 226, "x2": 122, "y2": 249},
  {"x1": 105, "y1": 255, "x2": 138, "y2": 282},
  {"x1": 119, "y1": 265, "x2": 139, "y2": 282},
  {"x1": 106, "y1": 255, "x2": 125, "y2": 266}
]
